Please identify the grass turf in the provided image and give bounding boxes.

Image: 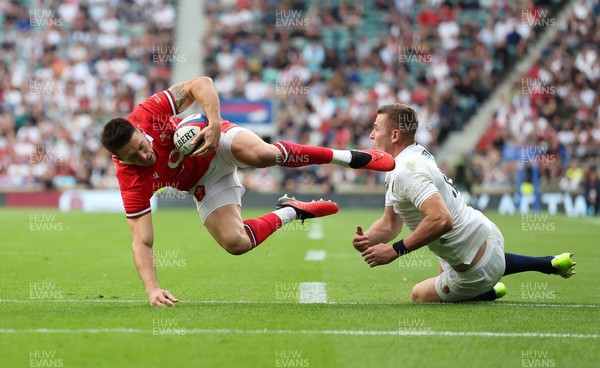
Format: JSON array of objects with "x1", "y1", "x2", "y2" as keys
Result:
[{"x1": 0, "y1": 208, "x2": 598, "y2": 367}]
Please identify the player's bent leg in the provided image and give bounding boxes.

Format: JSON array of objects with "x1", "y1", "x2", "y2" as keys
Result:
[
  {"x1": 411, "y1": 277, "x2": 444, "y2": 303},
  {"x1": 204, "y1": 204, "x2": 253, "y2": 255},
  {"x1": 230, "y1": 130, "x2": 280, "y2": 168},
  {"x1": 228, "y1": 129, "x2": 395, "y2": 171},
  {"x1": 217, "y1": 124, "x2": 394, "y2": 171},
  {"x1": 436, "y1": 232, "x2": 506, "y2": 303}
]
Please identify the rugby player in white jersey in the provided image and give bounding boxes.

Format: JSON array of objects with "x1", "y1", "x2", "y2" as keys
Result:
[{"x1": 353, "y1": 104, "x2": 576, "y2": 302}]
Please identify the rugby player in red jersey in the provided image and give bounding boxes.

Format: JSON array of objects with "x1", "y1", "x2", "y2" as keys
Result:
[{"x1": 101, "y1": 77, "x2": 395, "y2": 306}]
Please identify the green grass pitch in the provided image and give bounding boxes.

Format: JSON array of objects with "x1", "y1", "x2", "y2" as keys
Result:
[{"x1": 1, "y1": 208, "x2": 598, "y2": 367}]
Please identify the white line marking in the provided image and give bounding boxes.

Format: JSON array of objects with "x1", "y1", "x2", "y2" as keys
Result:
[
  {"x1": 0, "y1": 328, "x2": 597, "y2": 339},
  {"x1": 0, "y1": 299, "x2": 597, "y2": 308},
  {"x1": 304, "y1": 250, "x2": 326, "y2": 261},
  {"x1": 307, "y1": 219, "x2": 323, "y2": 239},
  {"x1": 496, "y1": 302, "x2": 599, "y2": 308},
  {"x1": 298, "y1": 282, "x2": 327, "y2": 303}
]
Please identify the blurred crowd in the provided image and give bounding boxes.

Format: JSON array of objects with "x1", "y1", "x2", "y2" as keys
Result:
[
  {"x1": 203, "y1": 0, "x2": 556, "y2": 193},
  {"x1": 3, "y1": 0, "x2": 593, "y2": 208},
  {"x1": 0, "y1": 0, "x2": 177, "y2": 189},
  {"x1": 465, "y1": 0, "x2": 600, "y2": 215}
]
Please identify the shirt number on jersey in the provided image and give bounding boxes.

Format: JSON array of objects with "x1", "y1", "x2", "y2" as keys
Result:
[{"x1": 440, "y1": 170, "x2": 459, "y2": 198}]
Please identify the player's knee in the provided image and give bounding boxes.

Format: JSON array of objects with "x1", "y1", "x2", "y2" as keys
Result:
[
  {"x1": 411, "y1": 286, "x2": 423, "y2": 303},
  {"x1": 222, "y1": 242, "x2": 250, "y2": 256},
  {"x1": 411, "y1": 285, "x2": 429, "y2": 303},
  {"x1": 252, "y1": 145, "x2": 278, "y2": 168},
  {"x1": 237, "y1": 144, "x2": 277, "y2": 168},
  {"x1": 219, "y1": 235, "x2": 252, "y2": 256},
  {"x1": 411, "y1": 283, "x2": 444, "y2": 303}
]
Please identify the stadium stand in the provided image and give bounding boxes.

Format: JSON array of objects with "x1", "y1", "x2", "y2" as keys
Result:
[
  {"x1": 466, "y1": 0, "x2": 600, "y2": 216},
  {"x1": 202, "y1": 0, "x2": 564, "y2": 193},
  {"x1": 0, "y1": 0, "x2": 178, "y2": 190},
  {"x1": 1, "y1": 0, "x2": 588, "y2": 204}
]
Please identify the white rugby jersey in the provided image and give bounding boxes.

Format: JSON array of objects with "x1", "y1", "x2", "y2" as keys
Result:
[{"x1": 385, "y1": 143, "x2": 491, "y2": 266}]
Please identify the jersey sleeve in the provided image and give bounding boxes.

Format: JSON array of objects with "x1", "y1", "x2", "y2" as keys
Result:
[
  {"x1": 153, "y1": 89, "x2": 179, "y2": 116},
  {"x1": 130, "y1": 90, "x2": 179, "y2": 127},
  {"x1": 384, "y1": 172, "x2": 394, "y2": 207},
  {"x1": 396, "y1": 160, "x2": 439, "y2": 210},
  {"x1": 116, "y1": 165, "x2": 154, "y2": 219}
]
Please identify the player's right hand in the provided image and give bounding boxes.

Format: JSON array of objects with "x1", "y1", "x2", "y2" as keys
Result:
[
  {"x1": 353, "y1": 226, "x2": 371, "y2": 252},
  {"x1": 148, "y1": 289, "x2": 179, "y2": 307},
  {"x1": 191, "y1": 123, "x2": 220, "y2": 157}
]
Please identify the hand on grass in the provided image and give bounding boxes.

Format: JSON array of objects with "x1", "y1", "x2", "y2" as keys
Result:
[{"x1": 148, "y1": 289, "x2": 179, "y2": 307}]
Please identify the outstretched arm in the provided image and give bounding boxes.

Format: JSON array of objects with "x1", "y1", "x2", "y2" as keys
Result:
[
  {"x1": 128, "y1": 213, "x2": 179, "y2": 307},
  {"x1": 168, "y1": 77, "x2": 222, "y2": 157}
]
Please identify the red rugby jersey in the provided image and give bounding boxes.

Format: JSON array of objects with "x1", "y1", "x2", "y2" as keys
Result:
[{"x1": 113, "y1": 90, "x2": 235, "y2": 218}]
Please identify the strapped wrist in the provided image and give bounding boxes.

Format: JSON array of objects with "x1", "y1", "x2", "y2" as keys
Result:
[{"x1": 392, "y1": 239, "x2": 410, "y2": 255}]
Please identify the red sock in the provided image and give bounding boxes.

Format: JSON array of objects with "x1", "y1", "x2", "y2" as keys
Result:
[
  {"x1": 243, "y1": 213, "x2": 283, "y2": 248},
  {"x1": 274, "y1": 141, "x2": 333, "y2": 167}
]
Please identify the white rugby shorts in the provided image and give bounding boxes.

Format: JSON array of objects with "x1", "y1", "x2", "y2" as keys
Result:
[
  {"x1": 434, "y1": 221, "x2": 506, "y2": 302},
  {"x1": 188, "y1": 126, "x2": 250, "y2": 222}
]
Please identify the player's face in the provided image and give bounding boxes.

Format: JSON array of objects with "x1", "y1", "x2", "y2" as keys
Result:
[
  {"x1": 115, "y1": 129, "x2": 157, "y2": 166},
  {"x1": 369, "y1": 114, "x2": 394, "y2": 154}
]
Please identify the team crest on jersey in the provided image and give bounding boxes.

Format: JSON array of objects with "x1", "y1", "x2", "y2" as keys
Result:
[
  {"x1": 159, "y1": 132, "x2": 169, "y2": 141},
  {"x1": 194, "y1": 185, "x2": 206, "y2": 202},
  {"x1": 442, "y1": 285, "x2": 450, "y2": 295}
]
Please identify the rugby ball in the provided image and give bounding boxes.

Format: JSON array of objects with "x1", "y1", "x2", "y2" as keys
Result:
[{"x1": 173, "y1": 114, "x2": 208, "y2": 155}]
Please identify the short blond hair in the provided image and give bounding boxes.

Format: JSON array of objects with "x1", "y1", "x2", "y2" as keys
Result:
[{"x1": 376, "y1": 104, "x2": 419, "y2": 137}]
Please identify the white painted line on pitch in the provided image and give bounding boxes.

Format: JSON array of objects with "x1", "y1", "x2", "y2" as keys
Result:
[
  {"x1": 298, "y1": 282, "x2": 327, "y2": 303},
  {"x1": 307, "y1": 219, "x2": 323, "y2": 239},
  {"x1": 496, "y1": 302, "x2": 600, "y2": 308},
  {"x1": 0, "y1": 328, "x2": 597, "y2": 339},
  {"x1": 0, "y1": 299, "x2": 598, "y2": 308},
  {"x1": 304, "y1": 250, "x2": 326, "y2": 261}
]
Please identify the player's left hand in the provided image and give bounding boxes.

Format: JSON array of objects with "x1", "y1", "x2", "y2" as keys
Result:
[
  {"x1": 191, "y1": 124, "x2": 220, "y2": 157},
  {"x1": 148, "y1": 289, "x2": 179, "y2": 307},
  {"x1": 353, "y1": 226, "x2": 371, "y2": 252},
  {"x1": 361, "y1": 243, "x2": 399, "y2": 267}
]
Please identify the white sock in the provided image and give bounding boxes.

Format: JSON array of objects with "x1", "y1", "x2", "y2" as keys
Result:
[
  {"x1": 273, "y1": 207, "x2": 297, "y2": 225},
  {"x1": 330, "y1": 150, "x2": 352, "y2": 166}
]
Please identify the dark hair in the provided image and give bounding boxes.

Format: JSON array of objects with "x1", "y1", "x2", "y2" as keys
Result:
[
  {"x1": 376, "y1": 104, "x2": 419, "y2": 137},
  {"x1": 101, "y1": 118, "x2": 136, "y2": 154}
]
